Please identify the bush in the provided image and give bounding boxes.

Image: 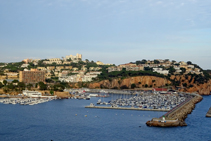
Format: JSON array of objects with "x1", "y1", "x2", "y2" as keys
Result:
[
  {"x1": 120, "y1": 85, "x2": 128, "y2": 89},
  {"x1": 131, "y1": 84, "x2": 136, "y2": 89}
]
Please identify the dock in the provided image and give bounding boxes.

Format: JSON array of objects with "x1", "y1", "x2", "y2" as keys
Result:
[
  {"x1": 85, "y1": 106, "x2": 169, "y2": 112},
  {"x1": 206, "y1": 107, "x2": 211, "y2": 117}
]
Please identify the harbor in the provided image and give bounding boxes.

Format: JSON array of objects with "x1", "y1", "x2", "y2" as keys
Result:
[
  {"x1": 0, "y1": 97, "x2": 56, "y2": 105},
  {"x1": 84, "y1": 89, "x2": 191, "y2": 112}
]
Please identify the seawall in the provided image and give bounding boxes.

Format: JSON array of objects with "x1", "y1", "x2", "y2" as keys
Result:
[{"x1": 146, "y1": 93, "x2": 203, "y2": 127}]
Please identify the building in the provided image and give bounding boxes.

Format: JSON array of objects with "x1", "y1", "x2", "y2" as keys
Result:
[
  {"x1": 65, "y1": 53, "x2": 82, "y2": 63},
  {"x1": 153, "y1": 68, "x2": 169, "y2": 75},
  {"x1": 65, "y1": 66, "x2": 73, "y2": 70},
  {"x1": 43, "y1": 58, "x2": 62, "y2": 64},
  {"x1": 19, "y1": 69, "x2": 45, "y2": 84},
  {"x1": 22, "y1": 59, "x2": 32, "y2": 64},
  {"x1": 96, "y1": 61, "x2": 104, "y2": 65},
  {"x1": 21, "y1": 64, "x2": 29, "y2": 68}
]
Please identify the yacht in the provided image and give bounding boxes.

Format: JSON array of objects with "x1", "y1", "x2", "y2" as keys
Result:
[{"x1": 89, "y1": 94, "x2": 98, "y2": 97}]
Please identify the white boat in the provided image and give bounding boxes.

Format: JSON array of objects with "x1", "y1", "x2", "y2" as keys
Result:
[
  {"x1": 97, "y1": 99, "x2": 101, "y2": 104},
  {"x1": 89, "y1": 94, "x2": 98, "y2": 97},
  {"x1": 89, "y1": 103, "x2": 95, "y2": 107}
]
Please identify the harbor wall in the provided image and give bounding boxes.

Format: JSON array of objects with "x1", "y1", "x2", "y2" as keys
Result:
[
  {"x1": 146, "y1": 94, "x2": 203, "y2": 127},
  {"x1": 85, "y1": 106, "x2": 169, "y2": 112}
]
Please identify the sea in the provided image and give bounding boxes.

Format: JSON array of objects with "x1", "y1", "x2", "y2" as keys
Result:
[{"x1": 0, "y1": 94, "x2": 211, "y2": 141}]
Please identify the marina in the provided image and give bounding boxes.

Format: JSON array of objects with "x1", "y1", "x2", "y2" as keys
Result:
[
  {"x1": 84, "y1": 90, "x2": 191, "y2": 111},
  {"x1": 0, "y1": 97, "x2": 56, "y2": 105}
]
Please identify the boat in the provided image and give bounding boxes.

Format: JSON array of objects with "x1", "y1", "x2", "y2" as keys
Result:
[
  {"x1": 89, "y1": 103, "x2": 95, "y2": 107},
  {"x1": 97, "y1": 99, "x2": 101, "y2": 104},
  {"x1": 86, "y1": 96, "x2": 91, "y2": 100},
  {"x1": 89, "y1": 94, "x2": 98, "y2": 97}
]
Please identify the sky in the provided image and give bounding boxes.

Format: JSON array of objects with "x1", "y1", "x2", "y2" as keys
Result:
[{"x1": 0, "y1": 0, "x2": 211, "y2": 69}]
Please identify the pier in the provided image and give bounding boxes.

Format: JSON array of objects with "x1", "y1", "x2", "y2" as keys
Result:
[
  {"x1": 85, "y1": 106, "x2": 169, "y2": 112},
  {"x1": 206, "y1": 107, "x2": 211, "y2": 117},
  {"x1": 146, "y1": 93, "x2": 203, "y2": 127}
]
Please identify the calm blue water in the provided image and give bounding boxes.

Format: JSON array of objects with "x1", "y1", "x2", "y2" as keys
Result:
[{"x1": 0, "y1": 95, "x2": 211, "y2": 141}]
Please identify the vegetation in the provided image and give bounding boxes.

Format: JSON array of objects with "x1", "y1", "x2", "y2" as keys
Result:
[{"x1": 96, "y1": 69, "x2": 166, "y2": 82}]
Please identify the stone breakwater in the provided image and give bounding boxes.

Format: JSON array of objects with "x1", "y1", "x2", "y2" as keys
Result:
[
  {"x1": 206, "y1": 107, "x2": 211, "y2": 117},
  {"x1": 146, "y1": 93, "x2": 203, "y2": 127}
]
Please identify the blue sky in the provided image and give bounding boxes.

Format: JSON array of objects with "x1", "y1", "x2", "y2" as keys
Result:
[{"x1": 0, "y1": 0, "x2": 211, "y2": 69}]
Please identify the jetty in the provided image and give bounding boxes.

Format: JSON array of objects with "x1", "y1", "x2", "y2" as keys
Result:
[
  {"x1": 85, "y1": 105, "x2": 169, "y2": 112},
  {"x1": 146, "y1": 93, "x2": 203, "y2": 127},
  {"x1": 206, "y1": 107, "x2": 211, "y2": 117}
]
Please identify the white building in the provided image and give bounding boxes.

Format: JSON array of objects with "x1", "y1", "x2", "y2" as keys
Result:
[{"x1": 153, "y1": 68, "x2": 169, "y2": 75}]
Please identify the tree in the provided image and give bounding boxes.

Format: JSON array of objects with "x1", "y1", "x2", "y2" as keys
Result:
[
  {"x1": 172, "y1": 60, "x2": 176, "y2": 63},
  {"x1": 50, "y1": 90, "x2": 54, "y2": 95},
  {"x1": 85, "y1": 59, "x2": 89, "y2": 62},
  {"x1": 38, "y1": 82, "x2": 47, "y2": 90},
  {"x1": 154, "y1": 60, "x2": 160, "y2": 64},
  {"x1": 3, "y1": 80, "x2": 7, "y2": 86},
  {"x1": 167, "y1": 66, "x2": 176, "y2": 74},
  {"x1": 183, "y1": 83, "x2": 187, "y2": 87},
  {"x1": 12, "y1": 79, "x2": 19, "y2": 83},
  {"x1": 8, "y1": 83, "x2": 14, "y2": 90},
  {"x1": 18, "y1": 82, "x2": 25, "y2": 90},
  {"x1": 67, "y1": 58, "x2": 72, "y2": 61},
  {"x1": 187, "y1": 61, "x2": 192, "y2": 65},
  {"x1": 180, "y1": 68, "x2": 186, "y2": 74},
  {"x1": 0, "y1": 82, "x2": 3, "y2": 88},
  {"x1": 131, "y1": 83, "x2": 136, "y2": 89},
  {"x1": 27, "y1": 83, "x2": 33, "y2": 90}
]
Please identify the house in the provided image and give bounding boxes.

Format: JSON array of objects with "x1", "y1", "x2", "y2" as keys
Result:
[
  {"x1": 72, "y1": 67, "x2": 79, "y2": 71},
  {"x1": 65, "y1": 66, "x2": 73, "y2": 70},
  {"x1": 37, "y1": 67, "x2": 47, "y2": 71},
  {"x1": 43, "y1": 58, "x2": 62, "y2": 64},
  {"x1": 21, "y1": 64, "x2": 29, "y2": 68},
  {"x1": 4, "y1": 72, "x2": 18, "y2": 78},
  {"x1": 153, "y1": 68, "x2": 169, "y2": 75},
  {"x1": 47, "y1": 66, "x2": 55, "y2": 70},
  {"x1": 96, "y1": 61, "x2": 104, "y2": 65},
  {"x1": 152, "y1": 88, "x2": 168, "y2": 93},
  {"x1": 63, "y1": 61, "x2": 71, "y2": 65}
]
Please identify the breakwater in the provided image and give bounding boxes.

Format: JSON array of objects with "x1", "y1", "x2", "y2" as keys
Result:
[
  {"x1": 146, "y1": 93, "x2": 203, "y2": 127},
  {"x1": 206, "y1": 107, "x2": 211, "y2": 117},
  {"x1": 85, "y1": 106, "x2": 169, "y2": 112}
]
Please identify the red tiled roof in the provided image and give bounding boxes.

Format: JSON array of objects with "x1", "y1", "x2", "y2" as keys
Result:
[{"x1": 152, "y1": 88, "x2": 168, "y2": 91}]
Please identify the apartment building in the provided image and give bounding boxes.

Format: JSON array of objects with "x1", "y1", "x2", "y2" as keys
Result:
[{"x1": 19, "y1": 69, "x2": 45, "y2": 84}]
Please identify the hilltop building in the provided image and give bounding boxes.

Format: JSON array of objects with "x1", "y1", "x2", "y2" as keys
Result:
[
  {"x1": 43, "y1": 58, "x2": 62, "y2": 64},
  {"x1": 19, "y1": 69, "x2": 45, "y2": 84},
  {"x1": 65, "y1": 53, "x2": 82, "y2": 63}
]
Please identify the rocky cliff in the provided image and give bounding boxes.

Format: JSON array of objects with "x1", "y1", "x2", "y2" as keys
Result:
[
  {"x1": 88, "y1": 76, "x2": 171, "y2": 89},
  {"x1": 87, "y1": 75, "x2": 211, "y2": 95}
]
